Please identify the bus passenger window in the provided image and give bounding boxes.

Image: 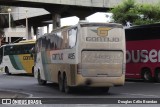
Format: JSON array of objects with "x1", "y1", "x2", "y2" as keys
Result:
[{"x1": 68, "y1": 28, "x2": 77, "y2": 48}]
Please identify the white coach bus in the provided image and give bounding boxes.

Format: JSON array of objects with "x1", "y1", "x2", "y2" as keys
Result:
[
  {"x1": 34, "y1": 22, "x2": 126, "y2": 93},
  {"x1": 0, "y1": 40, "x2": 35, "y2": 75}
]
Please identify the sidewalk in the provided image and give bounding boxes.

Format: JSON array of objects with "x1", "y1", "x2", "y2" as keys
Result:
[{"x1": 0, "y1": 90, "x2": 29, "y2": 98}]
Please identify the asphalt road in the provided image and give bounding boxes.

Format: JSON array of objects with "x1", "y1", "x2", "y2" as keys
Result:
[{"x1": 0, "y1": 72, "x2": 160, "y2": 107}]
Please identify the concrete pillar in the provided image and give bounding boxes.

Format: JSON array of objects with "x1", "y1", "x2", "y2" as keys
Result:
[
  {"x1": 27, "y1": 25, "x2": 35, "y2": 40},
  {"x1": 27, "y1": 25, "x2": 32, "y2": 40},
  {"x1": 33, "y1": 26, "x2": 38, "y2": 36},
  {"x1": 34, "y1": 27, "x2": 39, "y2": 40},
  {"x1": 6, "y1": 36, "x2": 8, "y2": 43},
  {"x1": 9, "y1": 37, "x2": 11, "y2": 43},
  {"x1": 52, "y1": 13, "x2": 61, "y2": 29},
  {"x1": 47, "y1": 24, "x2": 49, "y2": 33}
]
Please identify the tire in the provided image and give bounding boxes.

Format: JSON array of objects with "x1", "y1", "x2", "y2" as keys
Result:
[
  {"x1": 5, "y1": 67, "x2": 11, "y2": 75},
  {"x1": 32, "y1": 66, "x2": 34, "y2": 76},
  {"x1": 58, "y1": 73, "x2": 64, "y2": 92},
  {"x1": 64, "y1": 75, "x2": 72, "y2": 93},
  {"x1": 37, "y1": 71, "x2": 46, "y2": 85},
  {"x1": 142, "y1": 68, "x2": 152, "y2": 82},
  {"x1": 155, "y1": 69, "x2": 160, "y2": 82}
]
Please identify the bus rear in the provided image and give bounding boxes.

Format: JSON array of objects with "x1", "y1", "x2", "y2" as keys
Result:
[
  {"x1": 33, "y1": 22, "x2": 125, "y2": 93},
  {"x1": 76, "y1": 23, "x2": 126, "y2": 87}
]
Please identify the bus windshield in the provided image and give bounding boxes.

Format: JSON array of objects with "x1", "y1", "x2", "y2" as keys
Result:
[{"x1": 4, "y1": 44, "x2": 34, "y2": 56}]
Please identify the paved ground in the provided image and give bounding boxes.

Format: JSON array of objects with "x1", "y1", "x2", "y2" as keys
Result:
[
  {"x1": 1, "y1": 73, "x2": 160, "y2": 107},
  {"x1": 0, "y1": 90, "x2": 29, "y2": 98}
]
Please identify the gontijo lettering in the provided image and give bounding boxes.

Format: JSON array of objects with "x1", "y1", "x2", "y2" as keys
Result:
[
  {"x1": 86, "y1": 27, "x2": 120, "y2": 42},
  {"x1": 86, "y1": 37, "x2": 119, "y2": 42}
]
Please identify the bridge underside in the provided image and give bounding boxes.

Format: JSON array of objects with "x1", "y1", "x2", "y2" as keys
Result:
[
  {"x1": 15, "y1": 6, "x2": 108, "y2": 27},
  {"x1": 1, "y1": 0, "x2": 109, "y2": 27}
]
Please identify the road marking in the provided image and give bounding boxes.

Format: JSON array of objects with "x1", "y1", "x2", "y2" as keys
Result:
[{"x1": 0, "y1": 89, "x2": 33, "y2": 98}]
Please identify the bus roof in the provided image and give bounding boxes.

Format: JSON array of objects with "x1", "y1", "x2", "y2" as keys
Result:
[
  {"x1": 126, "y1": 23, "x2": 160, "y2": 29},
  {"x1": 0, "y1": 40, "x2": 35, "y2": 47},
  {"x1": 125, "y1": 23, "x2": 160, "y2": 41},
  {"x1": 19, "y1": 40, "x2": 36, "y2": 43},
  {"x1": 79, "y1": 22, "x2": 123, "y2": 28},
  {"x1": 51, "y1": 26, "x2": 71, "y2": 33},
  {"x1": 38, "y1": 22, "x2": 123, "y2": 40},
  {"x1": 51, "y1": 22, "x2": 123, "y2": 33}
]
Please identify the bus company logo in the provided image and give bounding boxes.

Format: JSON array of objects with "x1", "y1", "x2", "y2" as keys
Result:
[
  {"x1": 97, "y1": 27, "x2": 112, "y2": 37},
  {"x1": 126, "y1": 49, "x2": 160, "y2": 63}
]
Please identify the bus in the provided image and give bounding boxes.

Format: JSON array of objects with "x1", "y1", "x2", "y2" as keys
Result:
[
  {"x1": 0, "y1": 40, "x2": 35, "y2": 75},
  {"x1": 126, "y1": 23, "x2": 160, "y2": 82},
  {"x1": 34, "y1": 22, "x2": 126, "y2": 93}
]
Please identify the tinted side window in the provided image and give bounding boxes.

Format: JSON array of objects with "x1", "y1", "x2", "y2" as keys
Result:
[{"x1": 4, "y1": 46, "x2": 11, "y2": 55}]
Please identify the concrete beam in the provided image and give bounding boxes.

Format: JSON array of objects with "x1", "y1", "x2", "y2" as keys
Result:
[
  {"x1": 52, "y1": 13, "x2": 61, "y2": 29},
  {"x1": 0, "y1": 0, "x2": 159, "y2": 8}
]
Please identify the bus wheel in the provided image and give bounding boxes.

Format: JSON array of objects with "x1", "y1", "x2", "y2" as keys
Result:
[
  {"x1": 155, "y1": 68, "x2": 160, "y2": 82},
  {"x1": 58, "y1": 73, "x2": 64, "y2": 92},
  {"x1": 142, "y1": 68, "x2": 152, "y2": 82},
  {"x1": 5, "y1": 67, "x2": 11, "y2": 75},
  {"x1": 64, "y1": 74, "x2": 72, "y2": 93},
  {"x1": 37, "y1": 71, "x2": 46, "y2": 85},
  {"x1": 32, "y1": 66, "x2": 34, "y2": 76}
]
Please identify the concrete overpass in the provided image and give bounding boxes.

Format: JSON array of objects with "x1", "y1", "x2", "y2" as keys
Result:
[
  {"x1": 0, "y1": 0, "x2": 159, "y2": 8},
  {"x1": 1, "y1": 0, "x2": 159, "y2": 27},
  {"x1": 0, "y1": 0, "x2": 122, "y2": 8},
  {"x1": 0, "y1": 0, "x2": 159, "y2": 39}
]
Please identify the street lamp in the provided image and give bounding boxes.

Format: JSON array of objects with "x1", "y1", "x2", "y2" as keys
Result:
[
  {"x1": 25, "y1": 9, "x2": 28, "y2": 40},
  {"x1": 8, "y1": 8, "x2": 12, "y2": 43}
]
